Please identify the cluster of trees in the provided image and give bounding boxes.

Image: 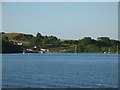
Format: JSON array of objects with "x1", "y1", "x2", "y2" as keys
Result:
[
  {"x1": 26, "y1": 33, "x2": 119, "y2": 53},
  {"x1": 13, "y1": 34, "x2": 34, "y2": 41},
  {"x1": 1, "y1": 32, "x2": 120, "y2": 53},
  {"x1": 30, "y1": 33, "x2": 61, "y2": 49}
]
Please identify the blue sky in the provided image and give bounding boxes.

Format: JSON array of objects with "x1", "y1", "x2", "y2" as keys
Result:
[{"x1": 2, "y1": 2, "x2": 118, "y2": 40}]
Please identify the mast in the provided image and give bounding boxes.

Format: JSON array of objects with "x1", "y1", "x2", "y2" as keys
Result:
[
  {"x1": 116, "y1": 42, "x2": 119, "y2": 54},
  {"x1": 75, "y1": 45, "x2": 77, "y2": 53},
  {"x1": 108, "y1": 45, "x2": 110, "y2": 54},
  {"x1": 117, "y1": 43, "x2": 118, "y2": 52}
]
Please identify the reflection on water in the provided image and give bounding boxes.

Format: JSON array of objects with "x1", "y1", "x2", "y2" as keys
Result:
[{"x1": 2, "y1": 53, "x2": 118, "y2": 88}]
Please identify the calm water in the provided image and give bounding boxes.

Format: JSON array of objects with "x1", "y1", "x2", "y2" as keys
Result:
[{"x1": 2, "y1": 53, "x2": 118, "y2": 88}]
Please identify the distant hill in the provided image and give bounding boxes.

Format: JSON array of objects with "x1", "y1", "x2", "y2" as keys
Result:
[
  {"x1": 12, "y1": 34, "x2": 34, "y2": 41},
  {"x1": 2, "y1": 33, "x2": 34, "y2": 41},
  {"x1": 1, "y1": 33, "x2": 33, "y2": 46},
  {"x1": 2, "y1": 33, "x2": 24, "y2": 40}
]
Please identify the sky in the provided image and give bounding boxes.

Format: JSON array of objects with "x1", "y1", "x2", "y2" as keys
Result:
[{"x1": 2, "y1": 2, "x2": 118, "y2": 40}]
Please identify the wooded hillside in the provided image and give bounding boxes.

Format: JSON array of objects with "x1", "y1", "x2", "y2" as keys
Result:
[{"x1": 1, "y1": 32, "x2": 120, "y2": 53}]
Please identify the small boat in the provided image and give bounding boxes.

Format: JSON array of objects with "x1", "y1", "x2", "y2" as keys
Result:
[{"x1": 23, "y1": 52, "x2": 25, "y2": 54}]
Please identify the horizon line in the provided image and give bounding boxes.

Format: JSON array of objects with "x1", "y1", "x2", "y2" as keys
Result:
[{"x1": 2, "y1": 31, "x2": 119, "y2": 40}]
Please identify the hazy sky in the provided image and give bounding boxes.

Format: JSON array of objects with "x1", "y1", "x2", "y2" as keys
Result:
[{"x1": 2, "y1": 2, "x2": 118, "y2": 40}]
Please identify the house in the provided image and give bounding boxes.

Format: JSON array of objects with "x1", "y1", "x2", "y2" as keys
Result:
[
  {"x1": 23, "y1": 46, "x2": 34, "y2": 51},
  {"x1": 33, "y1": 46, "x2": 41, "y2": 50},
  {"x1": 9, "y1": 39, "x2": 30, "y2": 46},
  {"x1": 23, "y1": 46, "x2": 41, "y2": 52},
  {"x1": 23, "y1": 46, "x2": 49, "y2": 53},
  {"x1": 14, "y1": 42, "x2": 23, "y2": 45},
  {"x1": 41, "y1": 48, "x2": 49, "y2": 52}
]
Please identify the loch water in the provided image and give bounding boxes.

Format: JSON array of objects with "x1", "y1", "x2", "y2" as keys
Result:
[{"x1": 2, "y1": 53, "x2": 118, "y2": 88}]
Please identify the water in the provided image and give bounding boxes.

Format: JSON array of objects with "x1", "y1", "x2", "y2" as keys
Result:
[{"x1": 2, "y1": 53, "x2": 118, "y2": 88}]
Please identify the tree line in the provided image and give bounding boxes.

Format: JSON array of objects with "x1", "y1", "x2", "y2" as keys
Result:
[{"x1": 1, "y1": 32, "x2": 120, "y2": 53}]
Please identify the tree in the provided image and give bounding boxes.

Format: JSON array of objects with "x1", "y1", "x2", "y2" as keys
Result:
[
  {"x1": 97, "y1": 37, "x2": 110, "y2": 44},
  {"x1": 97, "y1": 37, "x2": 110, "y2": 41},
  {"x1": 77, "y1": 44, "x2": 84, "y2": 52},
  {"x1": 79, "y1": 37, "x2": 92, "y2": 45},
  {"x1": 42, "y1": 39, "x2": 48, "y2": 48},
  {"x1": 31, "y1": 33, "x2": 43, "y2": 46},
  {"x1": 36, "y1": 33, "x2": 43, "y2": 39},
  {"x1": 1, "y1": 32, "x2": 5, "y2": 34},
  {"x1": 13, "y1": 34, "x2": 34, "y2": 41},
  {"x1": 2, "y1": 36, "x2": 9, "y2": 41},
  {"x1": 97, "y1": 37, "x2": 110, "y2": 47}
]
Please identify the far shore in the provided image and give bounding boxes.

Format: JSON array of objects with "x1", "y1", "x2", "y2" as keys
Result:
[{"x1": 1, "y1": 52, "x2": 118, "y2": 54}]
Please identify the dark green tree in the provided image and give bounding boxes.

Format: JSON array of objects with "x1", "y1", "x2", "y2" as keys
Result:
[
  {"x1": 2, "y1": 36, "x2": 9, "y2": 41},
  {"x1": 31, "y1": 33, "x2": 43, "y2": 46}
]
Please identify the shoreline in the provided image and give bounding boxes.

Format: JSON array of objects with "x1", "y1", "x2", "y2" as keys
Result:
[{"x1": 1, "y1": 52, "x2": 118, "y2": 54}]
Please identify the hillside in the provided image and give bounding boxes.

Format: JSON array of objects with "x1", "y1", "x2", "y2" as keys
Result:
[
  {"x1": 1, "y1": 32, "x2": 120, "y2": 53},
  {"x1": 2, "y1": 33, "x2": 24, "y2": 39},
  {"x1": 9, "y1": 39, "x2": 30, "y2": 44},
  {"x1": 2, "y1": 32, "x2": 34, "y2": 41}
]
